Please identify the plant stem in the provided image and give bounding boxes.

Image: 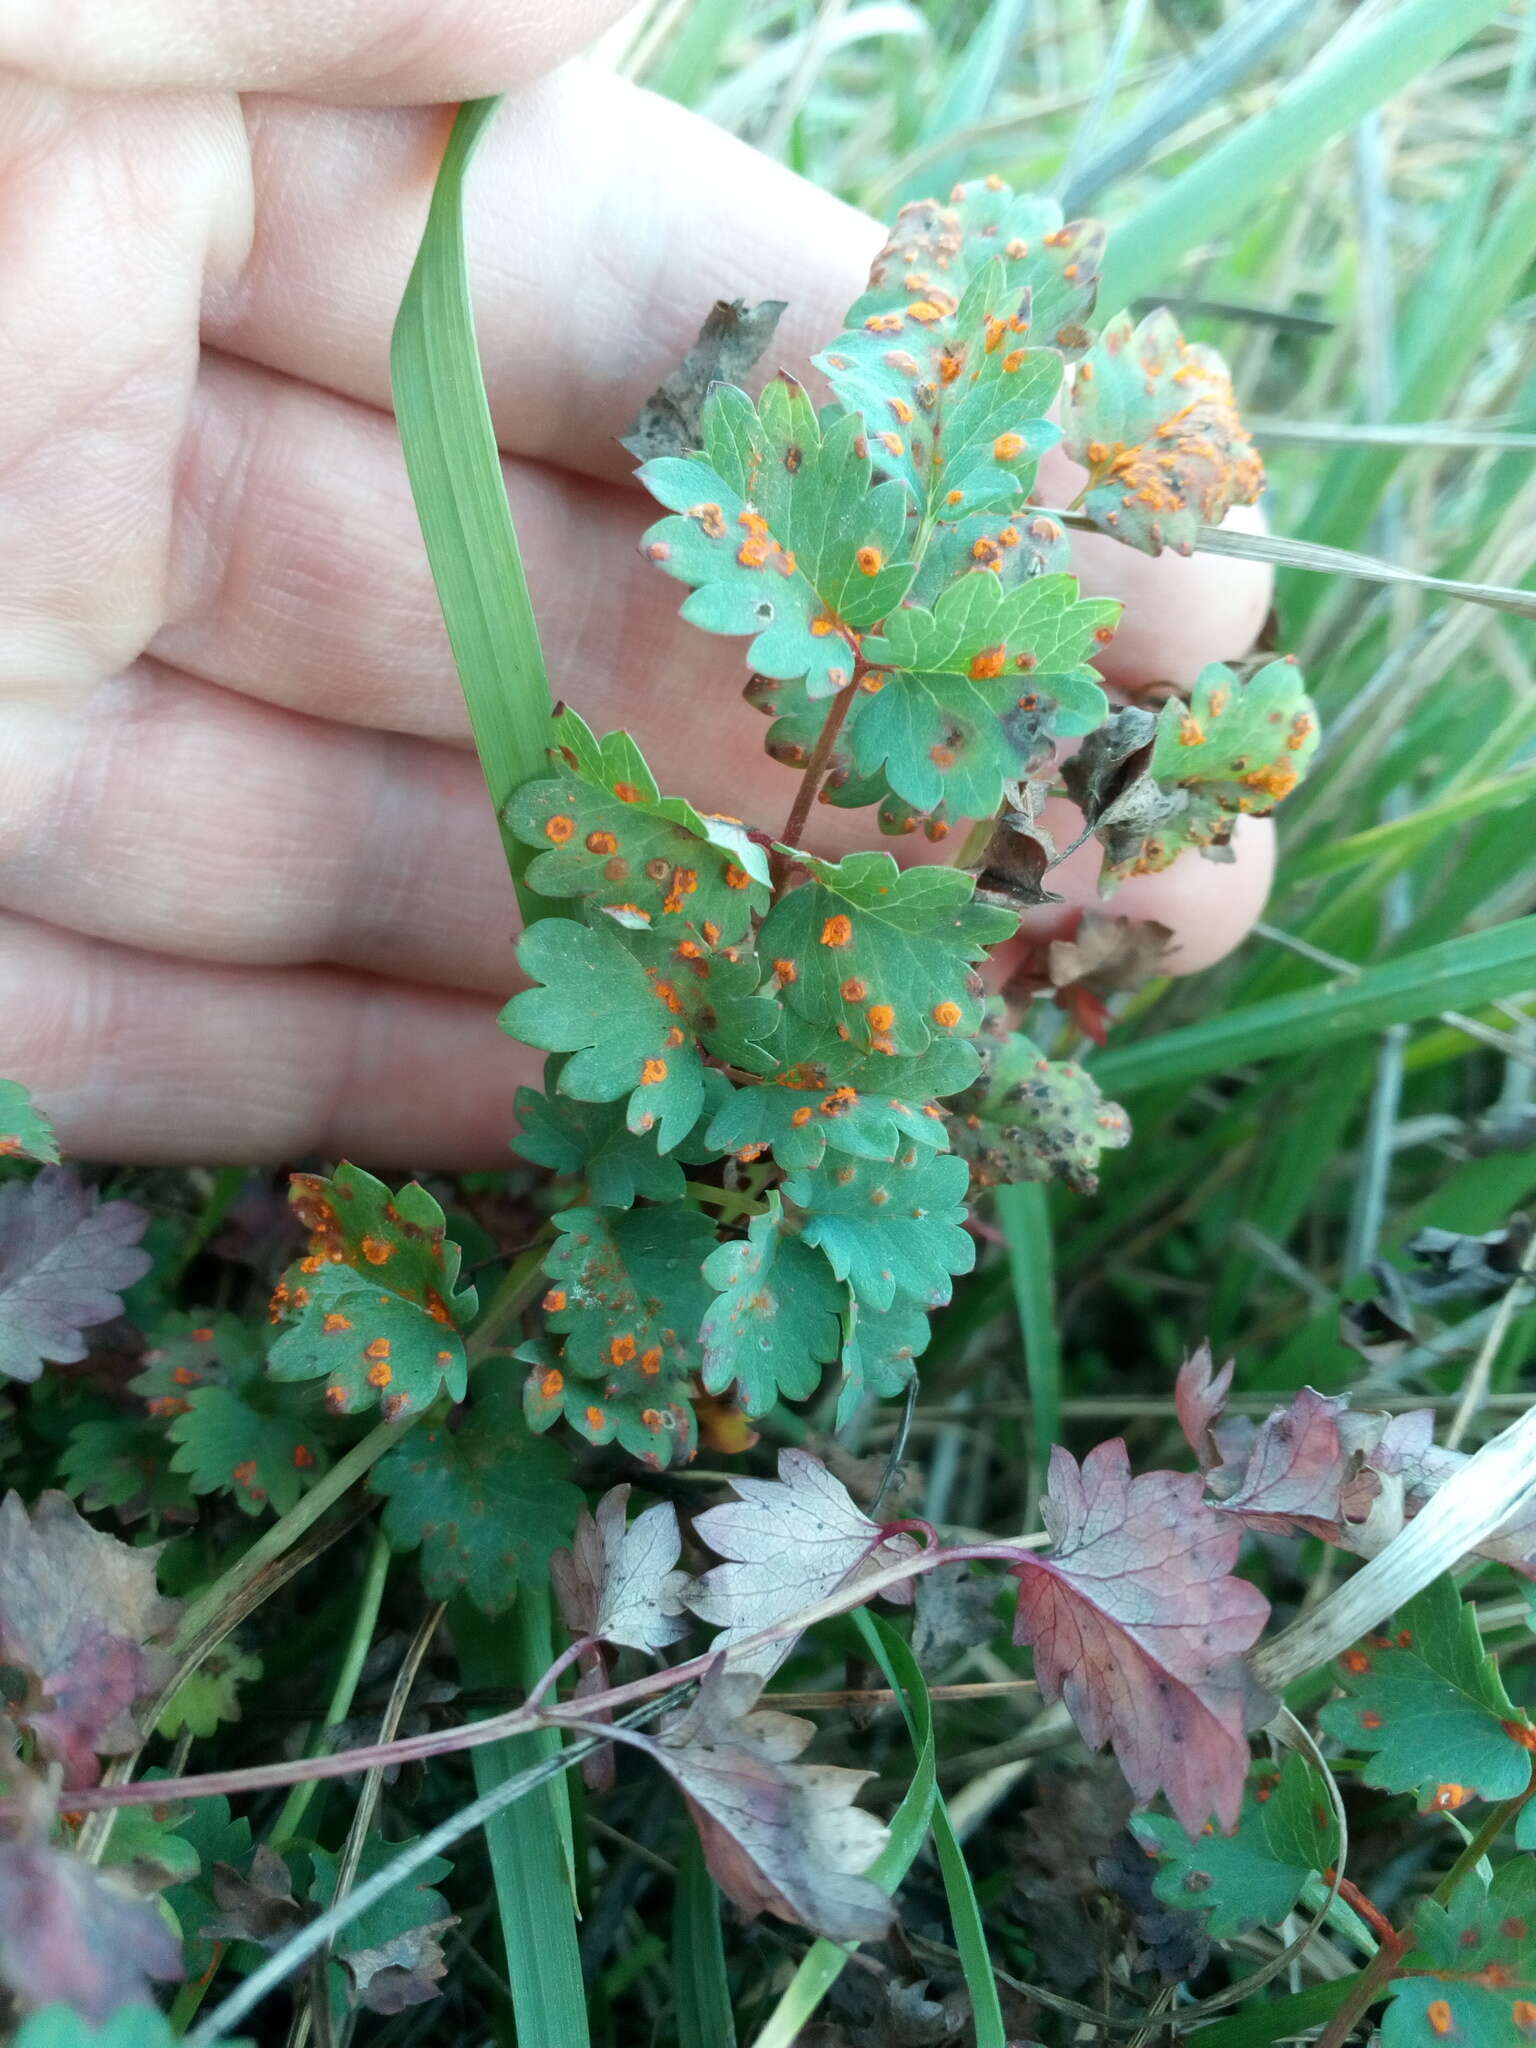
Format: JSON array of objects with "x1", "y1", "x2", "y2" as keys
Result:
[
  {"x1": 777, "y1": 672, "x2": 861, "y2": 866},
  {"x1": 269, "y1": 1525, "x2": 392, "y2": 1846},
  {"x1": 1313, "y1": 1929, "x2": 1404, "y2": 2048},
  {"x1": 1429, "y1": 1776, "x2": 1534, "y2": 1907}
]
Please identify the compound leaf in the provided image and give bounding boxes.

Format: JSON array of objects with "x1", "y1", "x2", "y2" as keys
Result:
[
  {"x1": 1064, "y1": 309, "x2": 1265, "y2": 556},
  {"x1": 503, "y1": 917, "x2": 777, "y2": 1154},
  {"x1": 1318, "y1": 1576, "x2": 1536, "y2": 1812},
  {"x1": 371, "y1": 1366, "x2": 581, "y2": 1613},
  {"x1": 1014, "y1": 1442, "x2": 1269, "y2": 1834},
  {"x1": 639, "y1": 376, "x2": 914, "y2": 698},
  {"x1": 949, "y1": 1025, "x2": 1131, "y2": 1194},
  {"x1": 1133, "y1": 1755, "x2": 1339, "y2": 1939},
  {"x1": 759, "y1": 851, "x2": 1013, "y2": 1059},
  {"x1": 524, "y1": 1203, "x2": 718, "y2": 1467},
  {"x1": 267, "y1": 1166, "x2": 477, "y2": 1420},
  {"x1": 0, "y1": 1170, "x2": 151, "y2": 1385},
  {"x1": 506, "y1": 707, "x2": 769, "y2": 939},
  {"x1": 0, "y1": 1490, "x2": 179, "y2": 1787},
  {"x1": 700, "y1": 1197, "x2": 847, "y2": 1414},
  {"x1": 0, "y1": 1079, "x2": 60, "y2": 1164}
]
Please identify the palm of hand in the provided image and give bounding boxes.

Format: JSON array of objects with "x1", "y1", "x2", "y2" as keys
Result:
[{"x1": 0, "y1": 8, "x2": 1272, "y2": 1164}]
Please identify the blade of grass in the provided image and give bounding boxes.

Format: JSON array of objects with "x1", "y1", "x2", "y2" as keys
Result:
[
  {"x1": 674, "y1": 1837, "x2": 737, "y2": 2048},
  {"x1": 750, "y1": 1621, "x2": 938, "y2": 2047},
  {"x1": 1281, "y1": 763, "x2": 1536, "y2": 884},
  {"x1": 1093, "y1": 919, "x2": 1536, "y2": 1097},
  {"x1": 857, "y1": 1614, "x2": 1007, "y2": 2048},
  {"x1": 390, "y1": 96, "x2": 555, "y2": 920},
  {"x1": 893, "y1": 0, "x2": 1033, "y2": 202},
  {"x1": 1186, "y1": 1975, "x2": 1360, "y2": 2048},
  {"x1": 647, "y1": 0, "x2": 740, "y2": 105},
  {"x1": 1096, "y1": 0, "x2": 1508, "y2": 315},
  {"x1": 457, "y1": 1593, "x2": 588, "y2": 2048},
  {"x1": 996, "y1": 1181, "x2": 1060, "y2": 1502}
]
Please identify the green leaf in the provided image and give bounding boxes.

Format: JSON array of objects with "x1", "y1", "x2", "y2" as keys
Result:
[
  {"x1": 784, "y1": 1143, "x2": 974, "y2": 1311},
  {"x1": 166, "y1": 1387, "x2": 331, "y2": 1519},
  {"x1": 848, "y1": 570, "x2": 1115, "y2": 816},
  {"x1": 514, "y1": 1059, "x2": 729, "y2": 1207},
  {"x1": 946, "y1": 180, "x2": 1105, "y2": 356},
  {"x1": 0, "y1": 1079, "x2": 60, "y2": 1164},
  {"x1": 157, "y1": 1643, "x2": 263, "y2": 1739},
  {"x1": 1383, "y1": 1858, "x2": 1536, "y2": 2048},
  {"x1": 56, "y1": 1417, "x2": 195, "y2": 1525},
  {"x1": 390, "y1": 96, "x2": 553, "y2": 920},
  {"x1": 95, "y1": 1800, "x2": 201, "y2": 1888},
  {"x1": 11, "y1": 2010, "x2": 205, "y2": 2048},
  {"x1": 836, "y1": 1302, "x2": 931, "y2": 1428},
  {"x1": 1318, "y1": 1576, "x2": 1536, "y2": 1810},
  {"x1": 700, "y1": 1197, "x2": 847, "y2": 1414},
  {"x1": 910, "y1": 504, "x2": 1073, "y2": 604},
  {"x1": 1099, "y1": 657, "x2": 1319, "y2": 877},
  {"x1": 525, "y1": 1203, "x2": 719, "y2": 1465},
  {"x1": 506, "y1": 707, "x2": 769, "y2": 938},
  {"x1": 949, "y1": 1027, "x2": 1131, "y2": 1195},
  {"x1": 371, "y1": 1365, "x2": 581, "y2": 1613},
  {"x1": 160, "y1": 1789, "x2": 253, "y2": 1983},
  {"x1": 759, "y1": 851, "x2": 1013, "y2": 1058},
  {"x1": 1134, "y1": 1756, "x2": 1340, "y2": 1940},
  {"x1": 1063, "y1": 309, "x2": 1264, "y2": 555},
  {"x1": 267, "y1": 1165, "x2": 477, "y2": 1420},
  {"x1": 639, "y1": 376, "x2": 914, "y2": 698},
  {"x1": 309, "y1": 1832, "x2": 452, "y2": 1964},
  {"x1": 502, "y1": 917, "x2": 778, "y2": 1154}
]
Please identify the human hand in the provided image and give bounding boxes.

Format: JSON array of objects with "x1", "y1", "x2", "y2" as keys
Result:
[{"x1": 0, "y1": 1, "x2": 1273, "y2": 1165}]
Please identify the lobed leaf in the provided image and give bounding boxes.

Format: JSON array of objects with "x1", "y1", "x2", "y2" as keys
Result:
[
  {"x1": 681, "y1": 1449, "x2": 917, "y2": 1677},
  {"x1": 550, "y1": 1482, "x2": 690, "y2": 1656},
  {"x1": 1064, "y1": 308, "x2": 1265, "y2": 556},
  {"x1": 503, "y1": 916, "x2": 777, "y2": 1154},
  {"x1": 506, "y1": 706, "x2": 770, "y2": 940},
  {"x1": 1318, "y1": 1576, "x2": 1536, "y2": 1812},
  {"x1": 783, "y1": 1142, "x2": 975, "y2": 1313},
  {"x1": 515, "y1": 1059, "x2": 729, "y2": 1208},
  {"x1": 267, "y1": 1165, "x2": 477, "y2": 1420},
  {"x1": 759, "y1": 850, "x2": 1013, "y2": 1059},
  {"x1": 837, "y1": 1302, "x2": 932, "y2": 1429},
  {"x1": 1133, "y1": 1755, "x2": 1340, "y2": 1940},
  {"x1": 700, "y1": 1197, "x2": 847, "y2": 1415},
  {"x1": 1014, "y1": 1441, "x2": 1269, "y2": 1834},
  {"x1": 0, "y1": 1490, "x2": 180, "y2": 1788},
  {"x1": 0, "y1": 1079, "x2": 60, "y2": 1164},
  {"x1": 949, "y1": 1023, "x2": 1130, "y2": 1195},
  {"x1": 0, "y1": 1834, "x2": 184, "y2": 2022},
  {"x1": 639, "y1": 377, "x2": 914, "y2": 698},
  {"x1": 0, "y1": 1170, "x2": 151, "y2": 1385},
  {"x1": 524, "y1": 1203, "x2": 718, "y2": 1466},
  {"x1": 371, "y1": 1366, "x2": 581, "y2": 1613},
  {"x1": 1382, "y1": 1859, "x2": 1536, "y2": 2048}
]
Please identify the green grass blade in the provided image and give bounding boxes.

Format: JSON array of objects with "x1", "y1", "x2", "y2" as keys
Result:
[
  {"x1": 1093, "y1": 920, "x2": 1536, "y2": 1097},
  {"x1": 1187, "y1": 1974, "x2": 1359, "y2": 2048},
  {"x1": 750, "y1": 1622, "x2": 939, "y2": 2047},
  {"x1": 1098, "y1": 0, "x2": 1507, "y2": 314},
  {"x1": 457, "y1": 1594, "x2": 588, "y2": 2048},
  {"x1": 894, "y1": 0, "x2": 1032, "y2": 202},
  {"x1": 1281, "y1": 764, "x2": 1536, "y2": 885},
  {"x1": 996, "y1": 1182, "x2": 1061, "y2": 1497},
  {"x1": 674, "y1": 1837, "x2": 737, "y2": 2048},
  {"x1": 857, "y1": 1615, "x2": 1007, "y2": 2048},
  {"x1": 391, "y1": 96, "x2": 554, "y2": 918},
  {"x1": 648, "y1": 0, "x2": 741, "y2": 105}
]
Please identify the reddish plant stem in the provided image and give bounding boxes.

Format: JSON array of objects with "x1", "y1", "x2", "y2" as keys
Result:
[
  {"x1": 50, "y1": 1539, "x2": 1039, "y2": 1815},
  {"x1": 774, "y1": 659, "x2": 864, "y2": 878}
]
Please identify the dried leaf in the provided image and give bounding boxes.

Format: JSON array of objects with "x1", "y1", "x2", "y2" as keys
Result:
[
  {"x1": 200, "y1": 1844, "x2": 308, "y2": 1949},
  {"x1": 0, "y1": 1170, "x2": 151, "y2": 1384},
  {"x1": 620, "y1": 297, "x2": 786, "y2": 463},
  {"x1": 1396, "y1": 1215, "x2": 1532, "y2": 1305},
  {"x1": 343, "y1": 1918, "x2": 456, "y2": 2013},
  {"x1": 550, "y1": 1482, "x2": 690, "y2": 1656},
  {"x1": 0, "y1": 1834, "x2": 184, "y2": 2021},
  {"x1": 682, "y1": 1449, "x2": 918, "y2": 1677},
  {"x1": 1013, "y1": 1442, "x2": 1269, "y2": 1833},
  {"x1": 635, "y1": 1664, "x2": 891, "y2": 1941},
  {"x1": 1046, "y1": 911, "x2": 1173, "y2": 1000},
  {"x1": 1065, "y1": 308, "x2": 1264, "y2": 556},
  {"x1": 1059, "y1": 707, "x2": 1182, "y2": 873},
  {"x1": 0, "y1": 1491, "x2": 179, "y2": 1787}
]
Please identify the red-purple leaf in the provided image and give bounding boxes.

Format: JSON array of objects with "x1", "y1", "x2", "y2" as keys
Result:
[
  {"x1": 0, "y1": 1833, "x2": 184, "y2": 2020},
  {"x1": 0, "y1": 1170, "x2": 152, "y2": 1385},
  {"x1": 633, "y1": 1665, "x2": 891, "y2": 1941},
  {"x1": 681, "y1": 1449, "x2": 917, "y2": 1677},
  {"x1": 1174, "y1": 1342, "x2": 1234, "y2": 1473},
  {"x1": 0, "y1": 1492, "x2": 180, "y2": 1787},
  {"x1": 1013, "y1": 1441, "x2": 1268, "y2": 1833},
  {"x1": 550, "y1": 1484, "x2": 690, "y2": 1656}
]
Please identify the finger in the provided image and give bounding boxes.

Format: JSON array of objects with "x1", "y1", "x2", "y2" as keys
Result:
[
  {"x1": 0, "y1": 650, "x2": 1273, "y2": 992},
  {"x1": 152, "y1": 353, "x2": 1269, "y2": 780},
  {"x1": 0, "y1": 911, "x2": 532, "y2": 1167},
  {"x1": 0, "y1": 0, "x2": 631, "y2": 99}
]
